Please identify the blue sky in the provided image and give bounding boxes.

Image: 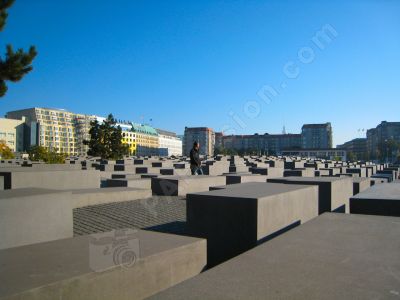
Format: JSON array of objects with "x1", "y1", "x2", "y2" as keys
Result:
[{"x1": 1, "y1": 0, "x2": 399, "y2": 145}]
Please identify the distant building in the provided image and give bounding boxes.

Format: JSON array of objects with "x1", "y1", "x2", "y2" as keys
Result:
[
  {"x1": 129, "y1": 123, "x2": 159, "y2": 156},
  {"x1": 214, "y1": 132, "x2": 224, "y2": 150},
  {"x1": 282, "y1": 148, "x2": 347, "y2": 161},
  {"x1": 337, "y1": 138, "x2": 367, "y2": 160},
  {"x1": 184, "y1": 127, "x2": 215, "y2": 156},
  {"x1": 157, "y1": 129, "x2": 182, "y2": 156},
  {"x1": 0, "y1": 117, "x2": 26, "y2": 152},
  {"x1": 221, "y1": 133, "x2": 301, "y2": 155},
  {"x1": 366, "y1": 121, "x2": 400, "y2": 161},
  {"x1": 301, "y1": 123, "x2": 332, "y2": 149},
  {"x1": 6, "y1": 108, "x2": 96, "y2": 155}
]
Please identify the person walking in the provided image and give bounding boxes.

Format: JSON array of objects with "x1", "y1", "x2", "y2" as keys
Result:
[{"x1": 190, "y1": 141, "x2": 203, "y2": 175}]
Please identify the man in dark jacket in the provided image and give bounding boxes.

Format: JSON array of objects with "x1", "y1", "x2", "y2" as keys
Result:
[{"x1": 190, "y1": 141, "x2": 203, "y2": 175}]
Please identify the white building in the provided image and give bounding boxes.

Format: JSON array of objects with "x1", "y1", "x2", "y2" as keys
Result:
[
  {"x1": 157, "y1": 129, "x2": 182, "y2": 156},
  {"x1": 0, "y1": 117, "x2": 26, "y2": 152}
]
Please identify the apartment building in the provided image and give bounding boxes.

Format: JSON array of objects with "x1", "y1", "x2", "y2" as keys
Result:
[{"x1": 6, "y1": 108, "x2": 96, "y2": 155}]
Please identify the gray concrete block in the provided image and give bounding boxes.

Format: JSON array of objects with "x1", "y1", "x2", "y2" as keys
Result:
[
  {"x1": 0, "y1": 229, "x2": 206, "y2": 300},
  {"x1": 284, "y1": 168, "x2": 315, "y2": 177},
  {"x1": 268, "y1": 176, "x2": 352, "y2": 214},
  {"x1": 225, "y1": 174, "x2": 268, "y2": 185},
  {"x1": 350, "y1": 182, "x2": 400, "y2": 216},
  {"x1": 71, "y1": 188, "x2": 152, "y2": 208},
  {"x1": 352, "y1": 177, "x2": 371, "y2": 195},
  {"x1": 152, "y1": 176, "x2": 226, "y2": 197},
  {"x1": 150, "y1": 213, "x2": 400, "y2": 300},
  {"x1": 0, "y1": 188, "x2": 73, "y2": 250},
  {"x1": 106, "y1": 178, "x2": 152, "y2": 190},
  {"x1": 187, "y1": 182, "x2": 318, "y2": 266},
  {"x1": 0, "y1": 169, "x2": 100, "y2": 190}
]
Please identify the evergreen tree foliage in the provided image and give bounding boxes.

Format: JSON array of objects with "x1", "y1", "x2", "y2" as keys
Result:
[
  {"x1": 0, "y1": 0, "x2": 37, "y2": 97},
  {"x1": 85, "y1": 114, "x2": 129, "y2": 159}
]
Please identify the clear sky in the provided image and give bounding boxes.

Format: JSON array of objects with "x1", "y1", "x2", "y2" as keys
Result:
[{"x1": 1, "y1": 0, "x2": 399, "y2": 145}]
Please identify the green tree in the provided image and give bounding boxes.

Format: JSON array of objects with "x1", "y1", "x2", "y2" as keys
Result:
[
  {"x1": 27, "y1": 145, "x2": 66, "y2": 164},
  {"x1": 0, "y1": 0, "x2": 37, "y2": 97},
  {"x1": 347, "y1": 151, "x2": 356, "y2": 162},
  {"x1": 85, "y1": 114, "x2": 129, "y2": 159},
  {"x1": 0, "y1": 139, "x2": 14, "y2": 158}
]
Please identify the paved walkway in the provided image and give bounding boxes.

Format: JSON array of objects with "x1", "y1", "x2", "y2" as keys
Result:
[{"x1": 74, "y1": 196, "x2": 187, "y2": 236}]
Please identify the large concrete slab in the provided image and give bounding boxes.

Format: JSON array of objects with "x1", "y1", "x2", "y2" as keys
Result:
[
  {"x1": 0, "y1": 169, "x2": 100, "y2": 190},
  {"x1": 187, "y1": 182, "x2": 318, "y2": 266},
  {"x1": 267, "y1": 176, "x2": 352, "y2": 214},
  {"x1": 0, "y1": 229, "x2": 206, "y2": 300},
  {"x1": 106, "y1": 178, "x2": 152, "y2": 189},
  {"x1": 225, "y1": 174, "x2": 268, "y2": 185},
  {"x1": 0, "y1": 188, "x2": 73, "y2": 250},
  {"x1": 150, "y1": 213, "x2": 400, "y2": 300},
  {"x1": 152, "y1": 175, "x2": 226, "y2": 197},
  {"x1": 350, "y1": 182, "x2": 400, "y2": 217},
  {"x1": 71, "y1": 187, "x2": 152, "y2": 208},
  {"x1": 352, "y1": 177, "x2": 371, "y2": 195}
]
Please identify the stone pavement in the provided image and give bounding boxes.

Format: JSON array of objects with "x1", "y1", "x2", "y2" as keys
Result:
[{"x1": 74, "y1": 196, "x2": 187, "y2": 236}]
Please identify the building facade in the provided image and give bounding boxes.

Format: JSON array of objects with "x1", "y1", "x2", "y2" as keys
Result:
[
  {"x1": 6, "y1": 108, "x2": 96, "y2": 155},
  {"x1": 337, "y1": 138, "x2": 367, "y2": 160},
  {"x1": 301, "y1": 123, "x2": 333, "y2": 149},
  {"x1": 6, "y1": 108, "x2": 180, "y2": 157},
  {"x1": 0, "y1": 117, "x2": 26, "y2": 152},
  {"x1": 221, "y1": 133, "x2": 301, "y2": 155},
  {"x1": 366, "y1": 121, "x2": 400, "y2": 161},
  {"x1": 282, "y1": 148, "x2": 347, "y2": 161},
  {"x1": 157, "y1": 129, "x2": 182, "y2": 156},
  {"x1": 183, "y1": 127, "x2": 215, "y2": 156}
]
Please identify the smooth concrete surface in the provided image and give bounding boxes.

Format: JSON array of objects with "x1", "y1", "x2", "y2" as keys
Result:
[
  {"x1": 0, "y1": 169, "x2": 100, "y2": 190},
  {"x1": 0, "y1": 188, "x2": 73, "y2": 250},
  {"x1": 71, "y1": 187, "x2": 152, "y2": 208},
  {"x1": 352, "y1": 177, "x2": 371, "y2": 195},
  {"x1": 0, "y1": 230, "x2": 206, "y2": 300},
  {"x1": 284, "y1": 168, "x2": 314, "y2": 177},
  {"x1": 187, "y1": 182, "x2": 318, "y2": 266},
  {"x1": 106, "y1": 178, "x2": 152, "y2": 189},
  {"x1": 225, "y1": 174, "x2": 268, "y2": 185},
  {"x1": 150, "y1": 213, "x2": 400, "y2": 300},
  {"x1": 350, "y1": 182, "x2": 400, "y2": 217},
  {"x1": 152, "y1": 176, "x2": 226, "y2": 197},
  {"x1": 268, "y1": 176, "x2": 352, "y2": 214}
]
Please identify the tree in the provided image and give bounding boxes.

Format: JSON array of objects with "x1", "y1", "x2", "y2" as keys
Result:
[
  {"x1": 347, "y1": 151, "x2": 356, "y2": 162},
  {"x1": 0, "y1": 140, "x2": 14, "y2": 158},
  {"x1": 0, "y1": 0, "x2": 37, "y2": 97},
  {"x1": 27, "y1": 145, "x2": 66, "y2": 164},
  {"x1": 84, "y1": 114, "x2": 129, "y2": 159}
]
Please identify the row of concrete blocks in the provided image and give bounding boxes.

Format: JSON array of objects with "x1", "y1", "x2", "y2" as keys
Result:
[
  {"x1": 0, "y1": 187, "x2": 151, "y2": 250},
  {"x1": 2, "y1": 179, "x2": 399, "y2": 299}
]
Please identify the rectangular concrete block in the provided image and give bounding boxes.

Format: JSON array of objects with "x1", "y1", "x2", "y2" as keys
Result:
[
  {"x1": 268, "y1": 176, "x2": 352, "y2": 214},
  {"x1": 71, "y1": 187, "x2": 152, "y2": 208},
  {"x1": 106, "y1": 178, "x2": 152, "y2": 190},
  {"x1": 0, "y1": 188, "x2": 73, "y2": 250},
  {"x1": 150, "y1": 213, "x2": 400, "y2": 300},
  {"x1": 152, "y1": 176, "x2": 226, "y2": 197},
  {"x1": 0, "y1": 229, "x2": 206, "y2": 300},
  {"x1": 187, "y1": 182, "x2": 318, "y2": 266},
  {"x1": 225, "y1": 174, "x2": 268, "y2": 185},
  {"x1": 352, "y1": 177, "x2": 371, "y2": 195},
  {"x1": 284, "y1": 168, "x2": 314, "y2": 177},
  {"x1": 350, "y1": 182, "x2": 400, "y2": 217},
  {"x1": 0, "y1": 169, "x2": 100, "y2": 190}
]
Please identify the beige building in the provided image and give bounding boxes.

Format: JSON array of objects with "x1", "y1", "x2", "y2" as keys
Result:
[
  {"x1": 0, "y1": 117, "x2": 26, "y2": 152},
  {"x1": 6, "y1": 108, "x2": 96, "y2": 155}
]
